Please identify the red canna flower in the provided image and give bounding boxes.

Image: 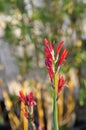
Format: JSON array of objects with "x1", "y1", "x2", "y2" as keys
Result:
[
  {"x1": 58, "y1": 48, "x2": 68, "y2": 67},
  {"x1": 17, "y1": 91, "x2": 36, "y2": 120},
  {"x1": 18, "y1": 91, "x2": 36, "y2": 107},
  {"x1": 56, "y1": 40, "x2": 64, "y2": 55},
  {"x1": 44, "y1": 38, "x2": 68, "y2": 81},
  {"x1": 19, "y1": 90, "x2": 27, "y2": 104},
  {"x1": 58, "y1": 75, "x2": 66, "y2": 94},
  {"x1": 27, "y1": 92, "x2": 36, "y2": 107}
]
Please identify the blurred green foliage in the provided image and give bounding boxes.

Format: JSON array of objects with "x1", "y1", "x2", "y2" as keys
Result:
[
  {"x1": 79, "y1": 79, "x2": 86, "y2": 106},
  {"x1": 0, "y1": 0, "x2": 86, "y2": 75}
]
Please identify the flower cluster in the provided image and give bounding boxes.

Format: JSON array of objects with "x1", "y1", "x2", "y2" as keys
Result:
[
  {"x1": 18, "y1": 90, "x2": 36, "y2": 119},
  {"x1": 44, "y1": 38, "x2": 68, "y2": 95}
]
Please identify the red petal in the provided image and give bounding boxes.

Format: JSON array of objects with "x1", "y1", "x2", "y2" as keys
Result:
[
  {"x1": 27, "y1": 92, "x2": 36, "y2": 107},
  {"x1": 58, "y1": 48, "x2": 68, "y2": 67},
  {"x1": 48, "y1": 67, "x2": 54, "y2": 80},
  {"x1": 19, "y1": 90, "x2": 26, "y2": 104},
  {"x1": 56, "y1": 41, "x2": 64, "y2": 55}
]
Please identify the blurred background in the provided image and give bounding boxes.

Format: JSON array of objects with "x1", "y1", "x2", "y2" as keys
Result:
[{"x1": 0, "y1": 0, "x2": 86, "y2": 130}]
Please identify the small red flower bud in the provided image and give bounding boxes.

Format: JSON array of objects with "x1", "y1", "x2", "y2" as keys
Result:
[{"x1": 58, "y1": 75, "x2": 66, "y2": 94}]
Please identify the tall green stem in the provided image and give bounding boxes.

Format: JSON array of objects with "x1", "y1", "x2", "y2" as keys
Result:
[
  {"x1": 53, "y1": 74, "x2": 59, "y2": 130},
  {"x1": 53, "y1": 93, "x2": 59, "y2": 130}
]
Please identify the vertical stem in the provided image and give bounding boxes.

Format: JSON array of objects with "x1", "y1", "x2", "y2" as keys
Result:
[
  {"x1": 29, "y1": 121, "x2": 34, "y2": 130},
  {"x1": 53, "y1": 74, "x2": 59, "y2": 130},
  {"x1": 53, "y1": 93, "x2": 59, "y2": 130}
]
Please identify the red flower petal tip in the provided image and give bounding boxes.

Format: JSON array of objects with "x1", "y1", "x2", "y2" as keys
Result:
[
  {"x1": 19, "y1": 90, "x2": 26, "y2": 104},
  {"x1": 43, "y1": 38, "x2": 49, "y2": 46}
]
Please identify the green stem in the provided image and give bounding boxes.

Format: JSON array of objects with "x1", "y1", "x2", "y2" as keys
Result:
[
  {"x1": 29, "y1": 121, "x2": 34, "y2": 130},
  {"x1": 53, "y1": 93, "x2": 59, "y2": 130}
]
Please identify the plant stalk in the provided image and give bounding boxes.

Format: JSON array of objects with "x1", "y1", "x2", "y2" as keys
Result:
[
  {"x1": 53, "y1": 73, "x2": 59, "y2": 130},
  {"x1": 53, "y1": 93, "x2": 59, "y2": 130}
]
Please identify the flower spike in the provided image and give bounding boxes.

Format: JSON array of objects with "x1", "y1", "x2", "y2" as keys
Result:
[
  {"x1": 43, "y1": 38, "x2": 68, "y2": 130},
  {"x1": 17, "y1": 91, "x2": 36, "y2": 119},
  {"x1": 44, "y1": 38, "x2": 68, "y2": 97}
]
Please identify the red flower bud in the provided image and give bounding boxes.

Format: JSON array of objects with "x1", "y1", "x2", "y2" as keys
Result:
[{"x1": 58, "y1": 75, "x2": 66, "y2": 94}]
